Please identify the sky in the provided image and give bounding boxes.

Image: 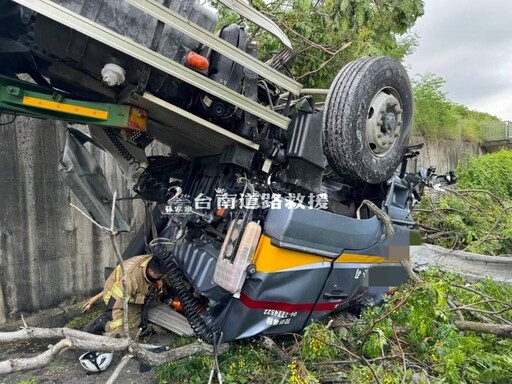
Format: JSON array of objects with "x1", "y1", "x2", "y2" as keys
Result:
[{"x1": 404, "y1": 0, "x2": 512, "y2": 121}]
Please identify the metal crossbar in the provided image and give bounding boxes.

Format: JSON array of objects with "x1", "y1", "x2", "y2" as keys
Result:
[
  {"x1": 11, "y1": 0, "x2": 291, "y2": 130},
  {"x1": 124, "y1": 0, "x2": 301, "y2": 95}
]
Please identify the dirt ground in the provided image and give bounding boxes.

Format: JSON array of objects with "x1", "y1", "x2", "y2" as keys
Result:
[{"x1": 0, "y1": 333, "x2": 176, "y2": 384}]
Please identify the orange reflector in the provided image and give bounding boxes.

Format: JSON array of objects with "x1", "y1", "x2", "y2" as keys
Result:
[
  {"x1": 216, "y1": 208, "x2": 226, "y2": 217},
  {"x1": 186, "y1": 52, "x2": 209, "y2": 71},
  {"x1": 127, "y1": 107, "x2": 148, "y2": 132}
]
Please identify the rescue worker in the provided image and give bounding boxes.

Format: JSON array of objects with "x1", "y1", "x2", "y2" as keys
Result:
[{"x1": 82, "y1": 254, "x2": 165, "y2": 337}]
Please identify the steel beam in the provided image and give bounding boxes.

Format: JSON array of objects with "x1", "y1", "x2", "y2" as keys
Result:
[
  {"x1": 12, "y1": 0, "x2": 290, "y2": 130},
  {"x1": 0, "y1": 75, "x2": 146, "y2": 130},
  {"x1": 124, "y1": 0, "x2": 301, "y2": 95},
  {"x1": 218, "y1": 0, "x2": 293, "y2": 50}
]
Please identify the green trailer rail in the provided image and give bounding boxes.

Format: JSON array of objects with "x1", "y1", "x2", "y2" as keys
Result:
[{"x1": 0, "y1": 75, "x2": 147, "y2": 131}]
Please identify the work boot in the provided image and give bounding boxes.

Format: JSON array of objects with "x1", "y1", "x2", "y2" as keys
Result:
[{"x1": 83, "y1": 313, "x2": 109, "y2": 335}]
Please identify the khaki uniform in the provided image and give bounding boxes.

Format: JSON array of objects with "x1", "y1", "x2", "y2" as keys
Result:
[{"x1": 102, "y1": 255, "x2": 161, "y2": 337}]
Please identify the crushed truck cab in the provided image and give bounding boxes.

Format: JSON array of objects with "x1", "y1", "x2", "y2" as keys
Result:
[{"x1": 0, "y1": 0, "x2": 420, "y2": 342}]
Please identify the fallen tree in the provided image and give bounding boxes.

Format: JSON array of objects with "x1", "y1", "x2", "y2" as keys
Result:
[{"x1": 0, "y1": 323, "x2": 228, "y2": 380}]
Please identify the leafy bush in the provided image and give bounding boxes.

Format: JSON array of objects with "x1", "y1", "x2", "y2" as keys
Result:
[
  {"x1": 415, "y1": 192, "x2": 512, "y2": 255},
  {"x1": 350, "y1": 270, "x2": 512, "y2": 384},
  {"x1": 414, "y1": 151, "x2": 512, "y2": 255},
  {"x1": 456, "y1": 150, "x2": 512, "y2": 199},
  {"x1": 155, "y1": 341, "x2": 284, "y2": 384}
]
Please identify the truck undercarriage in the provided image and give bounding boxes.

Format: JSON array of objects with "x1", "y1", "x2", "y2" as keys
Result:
[{"x1": 0, "y1": 0, "x2": 421, "y2": 342}]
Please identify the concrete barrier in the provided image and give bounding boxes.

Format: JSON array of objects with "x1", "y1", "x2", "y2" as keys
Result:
[{"x1": 411, "y1": 244, "x2": 512, "y2": 284}]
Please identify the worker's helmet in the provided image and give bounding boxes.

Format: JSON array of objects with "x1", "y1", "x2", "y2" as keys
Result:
[
  {"x1": 79, "y1": 351, "x2": 113, "y2": 372},
  {"x1": 147, "y1": 255, "x2": 166, "y2": 276}
]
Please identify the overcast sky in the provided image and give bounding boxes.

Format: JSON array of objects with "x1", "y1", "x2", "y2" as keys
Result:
[{"x1": 404, "y1": 0, "x2": 512, "y2": 121}]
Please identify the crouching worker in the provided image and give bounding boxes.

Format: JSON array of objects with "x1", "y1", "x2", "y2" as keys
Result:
[{"x1": 82, "y1": 255, "x2": 165, "y2": 338}]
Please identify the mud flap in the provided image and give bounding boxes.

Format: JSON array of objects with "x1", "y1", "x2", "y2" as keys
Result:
[{"x1": 57, "y1": 129, "x2": 130, "y2": 232}]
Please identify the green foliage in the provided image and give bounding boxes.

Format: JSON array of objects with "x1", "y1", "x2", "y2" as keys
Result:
[
  {"x1": 456, "y1": 150, "x2": 512, "y2": 199},
  {"x1": 16, "y1": 380, "x2": 38, "y2": 384},
  {"x1": 415, "y1": 151, "x2": 512, "y2": 255},
  {"x1": 155, "y1": 354, "x2": 212, "y2": 384},
  {"x1": 287, "y1": 360, "x2": 319, "y2": 384},
  {"x1": 212, "y1": 0, "x2": 424, "y2": 88},
  {"x1": 415, "y1": 192, "x2": 512, "y2": 255},
  {"x1": 65, "y1": 309, "x2": 103, "y2": 330},
  {"x1": 301, "y1": 321, "x2": 338, "y2": 361},
  {"x1": 352, "y1": 270, "x2": 512, "y2": 384},
  {"x1": 412, "y1": 73, "x2": 500, "y2": 140},
  {"x1": 155, "y1": 271, "x2": 512, "y2": 383},
  {"x1": 155, "y1": 341, "x2": 284, "y2": 384}
]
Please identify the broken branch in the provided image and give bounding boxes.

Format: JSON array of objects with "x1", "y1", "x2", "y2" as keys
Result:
[
  {"x1": 455, "y1": 321, "x2": 512, "y2": 338},
  {"x1": 0, "y1": 339, "x2": 72, "y2": 374}
]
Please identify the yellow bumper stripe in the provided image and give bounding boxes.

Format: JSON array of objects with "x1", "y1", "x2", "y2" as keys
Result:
[{"x1": 23, "y1": 96, "x2": 109, "y2": 119}]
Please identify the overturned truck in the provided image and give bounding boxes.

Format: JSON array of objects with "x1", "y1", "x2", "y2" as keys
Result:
[{"x1": 0, "y1": 0, "x2": 420, "y2": 342}]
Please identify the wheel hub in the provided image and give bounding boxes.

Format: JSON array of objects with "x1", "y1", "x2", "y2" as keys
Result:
[{"x1": 366, "y1": 89, "x2": 403, "y2": 157}]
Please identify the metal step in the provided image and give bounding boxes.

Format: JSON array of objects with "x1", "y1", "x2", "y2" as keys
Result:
[{"x1": 147, "y1": 303, "x2": 194, "y2": 336}]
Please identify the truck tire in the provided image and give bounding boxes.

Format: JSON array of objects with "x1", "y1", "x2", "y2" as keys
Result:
[{"x1": 323, "y1": 57, "x2": 413, "y2": 184}]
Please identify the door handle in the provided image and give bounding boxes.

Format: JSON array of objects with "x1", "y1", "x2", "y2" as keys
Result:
[{"x1": 323, "y1": 292, "x2": 348, "y2": 300}]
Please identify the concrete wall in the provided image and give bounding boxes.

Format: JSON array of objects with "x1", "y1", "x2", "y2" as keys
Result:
[
  {"x1": 409, "y1": 135, "x2": 481, "y2": 174},
  {"x1": 0, "y1": 116, "x2": 160, "y2": 323}
]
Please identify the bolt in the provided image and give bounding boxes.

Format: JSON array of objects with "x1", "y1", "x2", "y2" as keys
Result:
[{"x1": 377, "y1": 134, "x2": 383, "y2": 138}]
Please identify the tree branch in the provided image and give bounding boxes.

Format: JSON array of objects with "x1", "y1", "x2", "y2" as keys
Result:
[
  {"x1": 0, "y1": 339, "x2": 72, "y2": 374},
  {"x1": 455, "y1": 321, "x2": 512, "y2": 338},
  {"x1": 392, "y1": 327, "x2": 407, "y2": 384},
  {"x1": 106, "y1": 354, "x2": 133, "y2": 384},
  {"x1": 0, "y1": 326, "x2": 228, "y2": 374},
  {"x1": 296, "y1": 42, "x2": 352, "y2": 81},
  {"x1": 259, "y1": 336, "x2": 293, "y2": 364}
]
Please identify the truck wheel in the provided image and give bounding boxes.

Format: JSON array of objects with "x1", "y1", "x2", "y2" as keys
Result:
[{"x1": 323, "y1": 57, "x2": 413, "y2": 184}]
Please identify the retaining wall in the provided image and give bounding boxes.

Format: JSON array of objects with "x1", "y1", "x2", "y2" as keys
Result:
[{"x1": 0, "y1": 116, "x2": 167, "y2": 323}]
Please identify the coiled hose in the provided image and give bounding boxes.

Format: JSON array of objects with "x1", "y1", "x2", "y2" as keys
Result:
[
  {"x1": 149, "y1": 237, "x2": 217, "y2": 344},
  {"x1": 163, "y1": 256, "x2": 217, "y2": 343}
]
